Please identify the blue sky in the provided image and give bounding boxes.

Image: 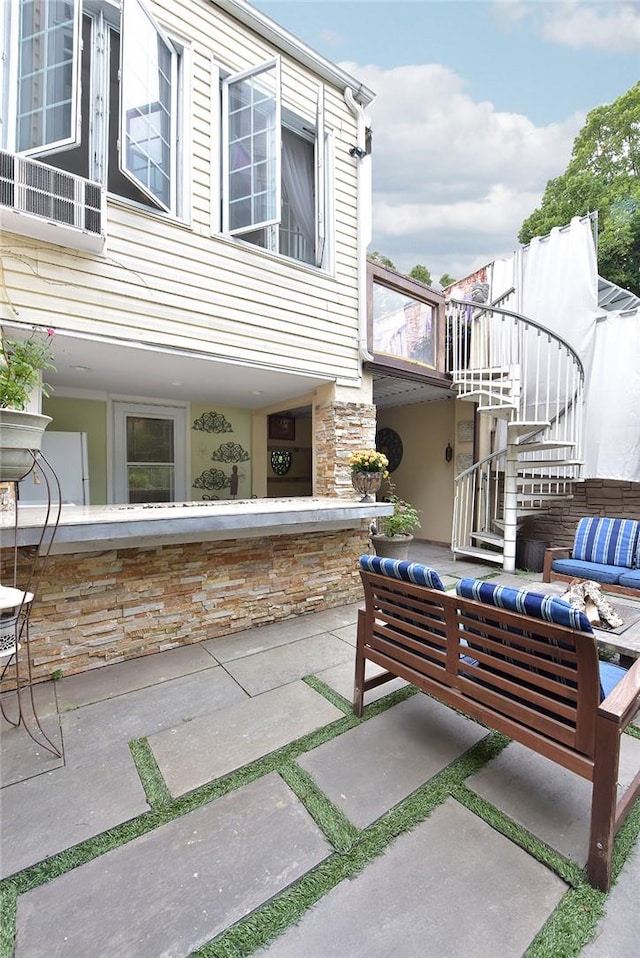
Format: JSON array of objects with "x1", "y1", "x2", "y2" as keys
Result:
[{"x1": 250, "y1": 0, "x2": 640, "y2": 281}]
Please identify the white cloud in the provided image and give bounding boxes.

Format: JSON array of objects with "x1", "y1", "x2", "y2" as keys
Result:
[
  {"x1": 492, "y1": 1, "x2": 640, "y2": 52},
  {"x1": 340, "y1": 61, "x2": 582, "y2": 278}
]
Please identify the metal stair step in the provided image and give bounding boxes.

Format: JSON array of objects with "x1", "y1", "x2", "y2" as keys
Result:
[
  {"x1": 516, "y1": 459, "x2": 582, "y2": 469},
  {"x1": 515, "y1": 440, "x2": 576, "y2": 452},
  {"x1": 507, "y1": 421, "x2": 549, "y2": 436},
  {"x1": 470, "y1": 530, "x2": 504, "y2": 547},
  {"x1": 453, "y1": 545, "x2": 504, "y2": 565}
]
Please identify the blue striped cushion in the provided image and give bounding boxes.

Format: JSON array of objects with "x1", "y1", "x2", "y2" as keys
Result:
[
  {"x1": 573, "y1": 517, "x2": 639, "y2": 568},
  {"x1": 359, "y1": 555, "x2": 445, "y2": 591},
  {"x1": 455, "y1": 579, "x2": 593, "y2": 632}
]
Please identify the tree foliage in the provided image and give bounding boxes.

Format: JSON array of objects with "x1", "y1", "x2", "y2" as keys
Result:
[
  {"x1": 518, "y1": 82, "x2": 640, "y2": 295},
  {"x1": 439, "y1": 273, "x2": 457, "y2": 288},
  {"x1": 367, "y1": 250, "x2": 396, "y2": 269},
  {"x1": 408, "y1": 264, "x2": 432, "y2": 286}
]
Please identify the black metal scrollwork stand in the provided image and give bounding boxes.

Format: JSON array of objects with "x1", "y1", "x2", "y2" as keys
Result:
[{"x1": 1, "y1": 450, "x2": 63, "y2": 757}]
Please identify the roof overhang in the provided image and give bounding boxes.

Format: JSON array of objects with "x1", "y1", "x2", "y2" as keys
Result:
[{"x1": 213, "y1": 0, "x2": 375, "y2": 106}]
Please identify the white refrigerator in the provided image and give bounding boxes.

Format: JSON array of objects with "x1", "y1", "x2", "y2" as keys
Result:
[{"x1": 18, "y1": 431, "x2": 90, "y2": 505}]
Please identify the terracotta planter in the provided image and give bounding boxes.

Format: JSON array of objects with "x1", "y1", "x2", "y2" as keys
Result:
[
  {"x1": 371, "y1": 533, "x2": 414, "y2": 561},
  {"x1": 0, "y1": 409, "x2": 51, "y2": 482},
  {"x1": 351, "y1": 471, "x2": 383, "y2": 502}
]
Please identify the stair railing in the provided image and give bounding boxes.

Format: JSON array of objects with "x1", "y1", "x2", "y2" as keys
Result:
[{"x1": 446, "y1": 298, "x2": 585, "y2": 568}]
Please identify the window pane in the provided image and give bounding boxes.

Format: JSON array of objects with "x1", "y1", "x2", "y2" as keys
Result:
[
  {"x1": 127, "y1": 465, "x2": 174, "y2": 503},
  {"x1": 126, "y1": 417, "x2": 174, "y2": 463},
  {"x1": 121, "y1": 0, "x2": 174, "y2": 209},
  {"x1": 226, "y1": 63, "x2": 278, "y2": 233},
  {"x1": 372, "y1": 285, "x2": 435, "y2": 367},
  {"x1": 16, "y1": 0, "x2": 78, "y2": 152}
]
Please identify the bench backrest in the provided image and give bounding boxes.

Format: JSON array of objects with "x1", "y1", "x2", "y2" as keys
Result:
[
  {"x1": 572, "y1": 517, "x2": 640, "y2": 569},
  {"x1": 358, "y1": 559, "x2": 602, "y2": 760}
]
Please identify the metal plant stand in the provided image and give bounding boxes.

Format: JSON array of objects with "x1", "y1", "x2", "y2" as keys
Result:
[{"x1": 0, "y1": 449, "x2": 63, "y2": 757}]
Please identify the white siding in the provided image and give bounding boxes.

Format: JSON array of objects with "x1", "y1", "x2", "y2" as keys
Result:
[{"x1": 1, "y1": 0, "x2": 364, "y2": 388}]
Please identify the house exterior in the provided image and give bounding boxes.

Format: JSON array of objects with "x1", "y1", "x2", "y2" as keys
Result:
[
  {"x1": 1, "y1": 0, "x2": 377, "y2": 505},
  {"x1": 0, "y1": 0, "x2": 389, "y2": 682}
]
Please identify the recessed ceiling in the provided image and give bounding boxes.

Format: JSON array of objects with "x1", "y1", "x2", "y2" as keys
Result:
[
  {"x1": 39, "y1": 331, "x2": 331, "y2": 409},
  {"x1": 373, "y1": 373, "x2": 453, "y2": 408}
]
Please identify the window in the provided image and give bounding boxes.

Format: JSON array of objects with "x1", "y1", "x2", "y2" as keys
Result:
[
  {"x1": 222, "y1": 60, "x2": 327, "y2": 268},
  {"x1": 2, "y1": 0, "x2": 184, "y2": 215},
  {"x1": 113, "y1": 402, "x2": 187, "y2": 503},
  {"x1": 372, "y1": 283, "x2": 436, "y2": 368}
]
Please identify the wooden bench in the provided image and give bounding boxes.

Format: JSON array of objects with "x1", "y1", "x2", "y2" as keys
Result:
[{"x1": 354, "y1": 556, "x2": 640, "y2": 891}]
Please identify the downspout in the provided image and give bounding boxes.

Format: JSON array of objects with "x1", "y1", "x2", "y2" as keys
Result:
[{"x1": 344, "y1": 87, "x2": 373, "y2": 362}]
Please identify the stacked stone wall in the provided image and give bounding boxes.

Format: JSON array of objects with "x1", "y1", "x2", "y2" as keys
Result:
[
  {"x1": 1, "y1": 526, "x2": 369, "y2": 687},
  {"x1": 520, "y1": 480, "x2": 640, "y2": 548},
  {"x1": 314, "y1": 400, "x2": 376, "y2": 498}
]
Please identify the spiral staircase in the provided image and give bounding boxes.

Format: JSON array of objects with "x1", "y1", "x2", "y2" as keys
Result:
[{"x1": 446, "y1": 295, "x2": 585, "y2": 573}]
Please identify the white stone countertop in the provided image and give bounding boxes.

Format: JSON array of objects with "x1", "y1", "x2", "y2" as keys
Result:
[{"x1": 1, "y1": 497, "x2": 392, "y2": 554}]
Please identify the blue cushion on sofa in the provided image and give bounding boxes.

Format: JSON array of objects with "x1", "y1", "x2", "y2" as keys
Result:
[
  {"x1": 573, "y1": 517, "x2": 639, "y2": 568},
  {"x1": 456, "y1": 579, "x2": 592, "y2": 631},
  {"x1": 551, "y1": 558, "x2": 622, "y2": 585},
  {"x1": 358, "y1": 555, "x2": 445, "y2": 590},
  {"x1": 599, "y1": 660, "x2": 629, "y2": 699},
  {"x1": 618, "y1": 570, "x2": 640, "y2": 589}
]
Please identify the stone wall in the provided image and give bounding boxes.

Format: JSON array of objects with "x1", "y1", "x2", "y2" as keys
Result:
[
  {"x1": 1, "y1": 526, "x2": 370, "y2": 687},
  {"x1": 315, "y1": 400, "x2": 377, "y2": 498},
  {"x1": 519, "y1": 479, "x2": 640, "y2": 549}
]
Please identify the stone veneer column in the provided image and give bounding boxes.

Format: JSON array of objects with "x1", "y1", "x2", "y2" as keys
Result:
[{"x1": 315, "y1": 400, "x2": 377, "y2": 498}]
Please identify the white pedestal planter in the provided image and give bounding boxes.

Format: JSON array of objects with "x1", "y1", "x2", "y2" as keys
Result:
[{"x1": 0, "y1": 409, "x2": 51, "y2": 481}]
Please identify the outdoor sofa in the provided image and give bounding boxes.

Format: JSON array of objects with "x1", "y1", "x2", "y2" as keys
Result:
[
  {"x1": 355, "y1": 555, "x2": 640, "y2": 891},
  {"x1": 543, "y1": 517, "x2": 640, "y2": 597}
]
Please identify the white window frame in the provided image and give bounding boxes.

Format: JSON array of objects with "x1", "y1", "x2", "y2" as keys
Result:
[
  {"x1": 5, "y1": 0, "x2": 82, "y2": 156},
  {"x1": 112, "y1": 401, "x2": 188, "y2": 504},
  {"x1": 119, "y1": 0, "x2": 178, "y2": 212},
  {"x1": 222, "y1": 57, "x2": 281, "y2": 237},
  {"x1": 2, "y1": 0, "x2": 188, "y2": 219}
]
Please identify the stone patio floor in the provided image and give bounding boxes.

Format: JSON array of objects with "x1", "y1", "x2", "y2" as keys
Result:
[{"x1": 1, "y1": 544, "x2": 639, "y2": 957}]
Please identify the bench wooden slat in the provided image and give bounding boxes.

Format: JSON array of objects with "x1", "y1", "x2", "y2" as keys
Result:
[{"x1": 355, "y1": 568, "x2": 640, "y2": 891}]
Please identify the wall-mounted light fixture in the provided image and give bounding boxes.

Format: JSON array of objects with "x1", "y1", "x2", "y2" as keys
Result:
[
  {"x1": 445, "y1": 442, "x2": 453, "y2": 463},
  {"x1": 348, "y1": 145, "x2": 367, "y2": 160}
]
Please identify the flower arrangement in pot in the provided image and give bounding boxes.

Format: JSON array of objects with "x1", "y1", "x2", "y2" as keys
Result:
[
  {"x1": 0, "y1": 326, "x2": 56, "y2": 481},
  {"x1": 347, "y1": 448, "x2": 389, "y2": 502},
  {"x1": 370, "y1": 485, "x2": 421, "y2": 560}
]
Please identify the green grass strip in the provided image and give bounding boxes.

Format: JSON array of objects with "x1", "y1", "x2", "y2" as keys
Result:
[
  {"x1": 524, "y1": 885, "x2": 606, "y2": 958},
  {"x1": 129, "y1": 737, "x2": 172, "y2": 809},
  {"x1": 279, "y1": 763, "x2": 359, "y2": 853},
  {"x1": 0, "y1": 883, "x2": 17, "y2": 958},
  {"x1": 302, "y1": 674, "x2": 353, "y2": 713}
]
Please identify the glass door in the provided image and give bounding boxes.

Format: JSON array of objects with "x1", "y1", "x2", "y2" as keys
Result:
[{"x1": 113, "y1": 402, "x2": 187, "y2": 503}]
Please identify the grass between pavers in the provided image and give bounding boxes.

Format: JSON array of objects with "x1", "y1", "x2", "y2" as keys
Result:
[{"x1": 1, "y1": 682, "x2": 639, "y2": 958}]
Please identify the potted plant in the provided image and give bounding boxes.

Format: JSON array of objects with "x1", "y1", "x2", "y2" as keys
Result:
[
  {"x1": 348, "y1": 448, "x2": 389, "y2": 501},
  {"x1": 0, "y1": 326, "x2": 55, "y2": 481},
  {"x1": 370, "y1": 488, "x2": 421, "y2": 560}
]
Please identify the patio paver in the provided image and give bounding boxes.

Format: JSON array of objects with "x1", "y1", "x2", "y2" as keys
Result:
[
  {"x1": 148, "y1": 679, "x2": 344, "y2": 796},
  {"x1": 297, "y1": 694, "x2": 487, "y2": 828},
  {"x1": 467, "y1": 736, "x2": 640, "y2": 863},
  {"x1": 222, "y1": 633, "x2": 354, "y2": 696},
  {"x1": 581, "y1": 837, "x2": 640, "y2": 957},
  {"x1": 14, "y1": 773, "x2": 331, "y2": 958},
  {"x1": 1, "y1": 744, "x2": 148, "y2": 878},
  {"x1": 259, "y1": 798, "x2": 566, "y2": 957}
]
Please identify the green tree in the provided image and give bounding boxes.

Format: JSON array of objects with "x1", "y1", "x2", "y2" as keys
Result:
[
  {"x1": 367, "y1": 250, "x2": 396, "y2": 269},
  {"x1": 439, "y1": 273, "x2": 456, "y2": 288},
  {"x1": 518, "y1": 82, "x2": 640, "y2": 296},
  {"x1": 408, "y1": 264, "x2": 432, "y2": 286}
]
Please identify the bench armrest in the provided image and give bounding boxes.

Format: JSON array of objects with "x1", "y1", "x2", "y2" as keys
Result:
[
  {"x1": 598, "y1": 657, "x2": 640, "y2": 727},
  {"x1": 542, "y1": 546, "x2": 571, "y2": 581}
]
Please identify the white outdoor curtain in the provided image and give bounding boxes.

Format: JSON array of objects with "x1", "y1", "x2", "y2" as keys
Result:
[
  {"x1": 281, "y1": 128, "x2": 315, "y2": 254},
  {"x1": 475, "y1": 217, "x2": 640, "y2": 481}
]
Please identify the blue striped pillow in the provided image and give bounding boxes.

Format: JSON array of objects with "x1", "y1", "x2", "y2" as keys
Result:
[
  {"x1": 455, "y1": 578, "x2": 593, "y2": 633},
  {"x1": 573, "y1": 517, "x2": 639, "y2": 568},
  {"x1": 359, "y1": 555, "x2": 445, "y2": 591}
]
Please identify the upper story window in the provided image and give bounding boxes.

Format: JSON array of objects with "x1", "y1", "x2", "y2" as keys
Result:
[
  {"x1": 372, "y1": 283, "x2": 436, "y2": 368},
  {"x1": 221, "y1": 58, "x2": 328, "y2": 269},
  {"x1": 2, "y1": 0, "x2": 184, "y2": 215}
]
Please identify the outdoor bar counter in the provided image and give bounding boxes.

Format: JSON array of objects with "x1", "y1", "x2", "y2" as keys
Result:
[{"x1": 1, "y1": 497, "x2": 391, "y2": 683}]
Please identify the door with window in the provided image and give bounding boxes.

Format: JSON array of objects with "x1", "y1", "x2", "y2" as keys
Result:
[{"x1": 113, "y1": 403, "x2": 187, "y2": 503}]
